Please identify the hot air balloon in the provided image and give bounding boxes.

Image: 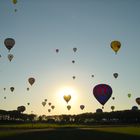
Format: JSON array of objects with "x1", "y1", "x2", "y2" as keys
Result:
[
  {"x1": 111, "y1": 106, "x2": 115, "y2": 111},
  {"x1": 48, "y1": 109, "x2": 51, "y2": 112},
  {"x1": 67, "y1": 105, "x2": 71, "y2": 110},
  {"x1": 72, "y1": 76, "x2": 76, "y2": 80},
  {"x1": 12, "y1": 0, "x2": 18, "y2": 12},
  {"x1": 110, "y1": 40, "x2": 121, "y2": 54},
  {"x1": 42, "y1": 102, "x2": 46, "y2": 107},
  {"x1": 44, "y1": 99, "x2": 47, "y2": 102},
  {"x1": 96, "y1": 108, "x2": 103, "y2": 113},
  {"x1": 73, "y1": 48, "x2": 77, "y2": 52},
  {"x1": 4, "y1": 97, "x2": 6, "y2": 99},
  {"x1": 93, "y1": 84, "x2": 112, "y2": 106},
  {"x1": 112, "y1": 97, "x2": 115, "y2": 100},
  {"x1": 12, "y1": 0, "x2": 17, "y2": 4},
  {"x1": 4, "y1": 38, "x2": 15, "y2": 52},
  {"x1": 51, "y1": 105, "x2": 55, "y2": 110},
  {"x1": 136, "y1": 98, "x2": 140, "y2": 105},
  {"x1": 80, "y1": 105, "x2": 85, "y2": 110},
  {"x1": 113, "y1": 73, "x2": 118, "y2": 79},
  {"x1": 91, "y1": 75, "x2": 94, "y2": 78},
  {"x1": 28, "y1": 77, "x2": 35, "y2": 86},
  {"x1": 10, "y1": 87, "x2": 14, "y2": 92},
  {"x1": 72, "y1": 60, "x2": 75, "y2": 64},
  {"x1": 131, "y1": 106, "x2": 138, "y2": 111},
  {"x1": 3, "y1": 88, "x2": 6, "y2": 91},
  {"x1": 56, "y1": 49, "x2": 59, "y2": 53},
  {"x1": 63, "y1": 95, "x2": 71, "y2": 103},
  {"x1": 128, "y1": 93, "x2": 131, "y2": 98},
  {"x1": 27, "y1": 87, "x2": 29, "y2": 91},
  {"x1": 27, "y1": 103, "x2": 30, "y2": 106},
  {"x1": 48, "y1": 102, "x2": 51, "y2": 106},
  {"x1": 8, "y1": 54, "x2": 14, "y2": 62}
]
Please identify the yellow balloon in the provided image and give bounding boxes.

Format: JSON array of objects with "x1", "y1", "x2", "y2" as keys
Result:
[
  {"x1": 63, "y1": 95, "x2": 71, "y2": 103},
  {"x1": 12, "y1": 0, "x2": 17, "y2": 4},
  {"x1": 110, "y1": 41, "x2": 121, "y2": 54}
]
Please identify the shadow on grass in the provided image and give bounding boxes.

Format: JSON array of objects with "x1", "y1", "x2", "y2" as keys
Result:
[{"x1": 1, "y1": 128, "x2": 140, "y2": 140}]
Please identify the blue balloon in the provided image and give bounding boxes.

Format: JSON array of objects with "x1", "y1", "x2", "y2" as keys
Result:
[{"x1": 93, "y1": 84, "x2": 112, "y2": 106}]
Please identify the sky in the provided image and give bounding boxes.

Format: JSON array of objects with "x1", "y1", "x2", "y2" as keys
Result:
[{"x1": 0, "y1": 0, "x2": 140, "y2": 116}]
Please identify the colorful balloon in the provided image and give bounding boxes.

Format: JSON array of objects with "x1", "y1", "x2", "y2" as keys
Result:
[
  {"x1": 110, "y1": 40, "x2": 121, "y2": 54},
  {"x1": 28, "y1": 77, "x2": 35, "y2": 86},
  {"x1": 4, "y1": 38, "x2": 15, "y2": 52},
  {"x1": 93, "y1": 84, "x2": 112, "y2": 106},
  {"x1": 63, "y1": 95, "x2": 71, "y2": 103}
]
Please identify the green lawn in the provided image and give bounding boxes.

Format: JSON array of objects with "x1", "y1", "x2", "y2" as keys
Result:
[{"x1": 0, "y1": 124, "x2": 140, "y2": 140}]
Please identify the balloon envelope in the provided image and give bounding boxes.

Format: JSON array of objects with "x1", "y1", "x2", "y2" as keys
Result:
[
  {"x1": 48, "y1": 102, "x2": 51, "y2": 106},
  {"x1": 73, "y1": 48, "x2": 77, "y2": 52},
  {"x1": 56, "y1": 49, "x2": 59, "y2": 53},
  {"x1": 51, "y1": 105, "x2": 55, "y2": 109},
  {"x1": 8, "y1": 54, "x2": 14, "y2": 62},
  {"x1": 48, "y1": 109, "x2": 51, "y2": 112},
  {"x1": 111, "y1": 106, "x2": 115, "y2": 111},
  {"x1": 67, "y1": 105, "x2": 71, "y2": 110},
  {"x1": 110, "y1": 40, "x2": 121, "y2": 54},
  {"x1": 28, "y1": 77, "x2": 35, "y2": 86},
  {"x1": 93, "y1": 84, "x2": 112, "y2": 106},
  {"x1": 10, "y1": 87, "x2": 14, "y2": 92},
  {"x1": 42, "y1": 102, "x2": 46, "y2": 107},
  {"x1": 80, "y1": 105, "x2": 85, "y2": 110},
  {"x1": 12, "y1": 0, "x2": 17, "y2": 4},
  {"x1": 63, "y1": 95, "x2": 71, "y2": 103},
  {"x1": 113, "y1": 73, "x2": 118, "y2": 78},
  {"x1": 136, "y1": 98, "x2": 140, "y2": 105},
  {"x1": 4, "y1": 38, "x2": 15, "y2": 51},
  {"x1": 128, "y1": 93, "x2": 131, "y2": 98}
]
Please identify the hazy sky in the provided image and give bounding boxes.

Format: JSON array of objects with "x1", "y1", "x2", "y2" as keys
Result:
[{"x1": 0, "y1": 0, "x2": 140, "y2": 115}]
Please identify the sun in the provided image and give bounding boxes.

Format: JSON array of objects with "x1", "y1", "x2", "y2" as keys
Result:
[{"x1": 57, "y1": 87, "x2": 78, "y2": 105}]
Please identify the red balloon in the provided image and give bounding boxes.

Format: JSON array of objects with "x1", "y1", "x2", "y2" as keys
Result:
[{"x1": 93, "y1": 84, "x2": 112, "y2": 106}]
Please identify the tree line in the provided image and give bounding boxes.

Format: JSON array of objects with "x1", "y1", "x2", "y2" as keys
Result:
[{"x1": 0, "y1": 109, "x2": 140, "y2": 125}]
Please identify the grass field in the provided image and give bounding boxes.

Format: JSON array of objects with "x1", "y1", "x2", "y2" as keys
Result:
[{"x1": 0, "y1": 124, "x2": 140, "y2": 140}]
